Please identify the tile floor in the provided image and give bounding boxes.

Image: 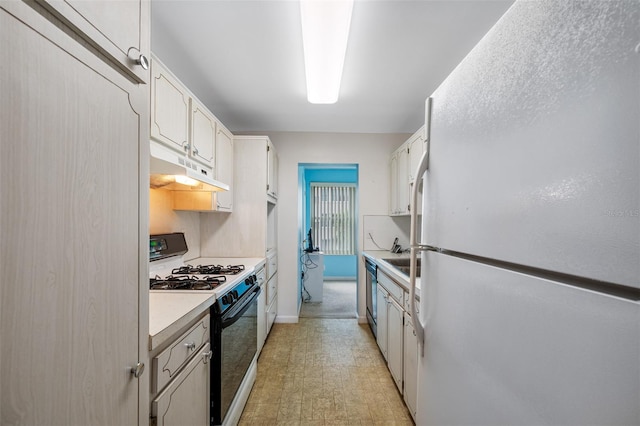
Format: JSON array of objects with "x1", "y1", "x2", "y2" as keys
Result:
[{"x1": 239, "y1": 318, "x2": 414, "y2": 426}]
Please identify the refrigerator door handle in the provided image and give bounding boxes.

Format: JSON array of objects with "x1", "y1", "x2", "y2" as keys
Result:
[{"x1": 410, "y1": 97, "x2": 432, "y2": 357}]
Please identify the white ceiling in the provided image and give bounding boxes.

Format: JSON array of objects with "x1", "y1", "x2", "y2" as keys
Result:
[{"x1": 151, "y1": 0, "x2": 514, "y2": 134}]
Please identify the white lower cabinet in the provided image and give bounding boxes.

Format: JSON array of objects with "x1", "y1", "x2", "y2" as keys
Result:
[
  {"x1": 387, "y1": 297, "x2": 404, "y2": 392},
  {"x1": 152, "y1": 342, "x2": 211, "y2": 426},
  {"x1": 256, "y1": 266, "x2": 267, "y2": 355},
  {"x1": 151, "y1": 315, "x2": 211, "y2": 426},
  {"x1": 267, "y1": 296, "x2": 277, "y2": 335},
  {"x1": 375, "y1": 264, "x2": 419, "y2": 418},
  {"x1": 376, "y1": 286, "x2": 389, "y2": 360},
  {"x1": 403, "y1": 312, "x2": 418, "y2": 421},
  {"x1": 266, "y1": 269, "x2": 278, "y2": 335}
]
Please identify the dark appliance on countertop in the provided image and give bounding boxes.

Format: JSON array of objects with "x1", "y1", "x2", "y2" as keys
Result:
[{"x1": 149, "y1": 233, "x2": 261, "y2": 426}]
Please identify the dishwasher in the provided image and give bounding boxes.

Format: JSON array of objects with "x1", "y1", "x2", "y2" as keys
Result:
[{"x1": 365, "y1": 259, "x2": 378, "y2": 337}]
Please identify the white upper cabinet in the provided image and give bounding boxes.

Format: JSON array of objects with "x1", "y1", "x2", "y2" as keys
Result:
[
  {"x1": 151, "y1": 58, "x2": 190, "y2": 153},
  {"x1": 397, "y1": 145, "x2": 409, "y2": 215},
  {"x1": 408, "y1": 126, "x2": 425, "y2": 183},
  {"x1": 390, "y1": 144, "x2": 409, "y2": 215},
  {"x1": 267, "y1": 139, "x2": 278, "y2": 202},
  {"x1": 151, "y1": 55, "x2": 218, "y2": 170},
  {"x1": 151, "y1": 55, "x2": 235, "y2": 212},
  {"x1": 390, "y1": 126, "x2": 425, "y2": 216},
  {"x1": 190, "y1": 98, "x2": 216, "y2": 169},
  {"x1": 215, "y1": 125, "x2": 234, "y2": 211},
  {"x1": 37, "y1": 0, "x2": 150, "y2": 83},
  {"x1": 390, "y1": 152, "x2": 399, "y2": 214}
]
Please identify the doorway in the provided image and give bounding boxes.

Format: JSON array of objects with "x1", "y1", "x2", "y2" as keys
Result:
[{"x1": 298, "y1": 164, "x2": 358, "y2": 318}]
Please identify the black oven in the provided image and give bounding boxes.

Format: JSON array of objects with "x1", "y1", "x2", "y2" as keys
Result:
[
  {"x1": 211, "y1": 277, "x2": 261, "y2": 425},
  {"x1": 365, "y1": 259, "x2": 377, "y2": 337}
]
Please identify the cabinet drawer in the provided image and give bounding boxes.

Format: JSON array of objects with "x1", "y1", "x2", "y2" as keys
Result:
[
  {"x1": 378, "y1": 270, "x2": 404, "y2": 305},
  {"x1": 151, "y1": 342, "x2": 212, "y2": 426},
  {"x1": 255, "y1": 265, "x2": 267, "y2": 287},
  {"x1": 267, "y1": 273, "x2": 277, "y2": 305},
  {"x1": 153, "y1": 315, "x2": 210, "y2": 393},
  {"x1": 266, "y1": 251, "x2": 277, "y2": 280}
]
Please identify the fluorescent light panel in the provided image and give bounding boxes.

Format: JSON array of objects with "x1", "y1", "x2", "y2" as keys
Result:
[{"x1": 300, "y1": 0, "x2": 354, "y2": 104}]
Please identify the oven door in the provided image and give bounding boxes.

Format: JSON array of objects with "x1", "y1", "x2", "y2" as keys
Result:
[{"x1": 212, "y1": 285, "x2": 260, "y2": 425}]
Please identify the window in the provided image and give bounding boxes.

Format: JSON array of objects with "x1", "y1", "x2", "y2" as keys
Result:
[{"x1": 310, "y1": 184, "x2": 356, "y2": 255}]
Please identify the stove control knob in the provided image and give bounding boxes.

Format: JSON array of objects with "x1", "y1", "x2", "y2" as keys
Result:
[
  {"x1": 221, "y1": 295, "x2": 229, "y2": 305},
  {"x1": 232, "y1": 290, "x2": 239, "y2": 299}
]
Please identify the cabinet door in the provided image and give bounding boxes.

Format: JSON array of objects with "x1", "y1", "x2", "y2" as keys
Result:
[
  {"x1": 387, "y1": 297, "x2": 404, "y2": 391},
  {"x1": 36, "y1": 0, "x2": 149, "y2": 83},
  {"x1": 376, "y1": 286, "x2": 389, "y2": 360},
  {"x1": 403, "y1": 312, "x2": 418, "y2": 420},
  {"x1": 389, "y1": 153, "x2": 398, "y2": 215},
  {"x1": 266, "y1": 284, "x2": 277, "y2": 335},
  {"x1": 190, "y1": 98, "x2": 216, "y2": 168},
  {"x1": 215, "y1": 125, "x2": 234, "y2": 211},
  {"x1": 408, "y1": 131, "x2": 424, "y2": 183},
  {"x1": 151, "y1": 58, "x2": 190, "y2": 153},
  {"x1": 152, "y1": 343, "x2": 211, "y2": 426},
  {"x1": 267, "y1": 139, "x2": 278, "y2": 200},
  {"x1": 396, "y1": 146, "x2": 409, "y2": 215},
  {"x1": 1, "y1": 3, "x2": 145, "y2": 424}
]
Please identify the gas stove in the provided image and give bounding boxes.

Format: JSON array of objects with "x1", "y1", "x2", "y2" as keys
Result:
[
  {"x1": 150, "y1": 262, "x2": 247, "y2": 291},
  {"x1": 149, "y1": 233, "x2": 251, "y2": 294}
]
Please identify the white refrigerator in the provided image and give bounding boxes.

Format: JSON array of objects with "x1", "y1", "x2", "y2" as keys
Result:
[{"x1": 409, "y1": 1, "x2": 640, "y2": 425}]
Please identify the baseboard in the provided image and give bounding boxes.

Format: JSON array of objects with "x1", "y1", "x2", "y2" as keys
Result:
[
  {"x1": 324, "y1": 276, "x2": 357, "y2": 281},
  {"x1": 275, "y1": 315, "x2": 299, "y2": 323}
]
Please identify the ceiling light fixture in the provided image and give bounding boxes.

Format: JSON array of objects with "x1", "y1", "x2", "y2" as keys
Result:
[{"x1": 300, "y1": 0, "x2": 354, "y2": 104}]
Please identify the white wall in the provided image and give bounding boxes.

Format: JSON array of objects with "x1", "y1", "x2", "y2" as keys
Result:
[{"x1": 265, "y1": 131, "x2": 409, "y2": 322}]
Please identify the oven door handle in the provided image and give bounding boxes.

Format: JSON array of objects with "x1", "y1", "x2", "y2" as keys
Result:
[{"x1": 220, "y1": 286, "x2": 261, "y2": 329}]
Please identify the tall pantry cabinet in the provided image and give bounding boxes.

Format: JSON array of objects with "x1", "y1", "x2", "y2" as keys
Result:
[
  {"x1": 200, "y1": 136, "x2": 279, "y2": 345},
  {"x1": 1, "y1": 2, "x2": 149, "y2": 425}
]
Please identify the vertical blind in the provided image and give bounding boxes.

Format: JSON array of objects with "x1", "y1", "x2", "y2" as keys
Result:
[{"x1": 311, "y1": 184, "x2": 356, "y2": 255}]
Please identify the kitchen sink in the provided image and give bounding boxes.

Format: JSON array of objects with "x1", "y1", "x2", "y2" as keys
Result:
[{"x1": 382, "y1": 258, "x2": 421, "y2": 277}]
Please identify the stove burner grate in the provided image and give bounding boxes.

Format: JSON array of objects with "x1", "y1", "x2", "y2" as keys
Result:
[
  {"x1": 171, "y1": 264, "x2": 245, "y2": 275},
  {"x1": 150, "y1": 274, "x2": 227, "y2": 290}
]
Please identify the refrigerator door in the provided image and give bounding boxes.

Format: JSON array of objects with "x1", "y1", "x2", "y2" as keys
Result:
[
  {"x1": 423, "y1": 1, "x2": 640, "y2": 287},
  {"x1": 417, "y1": 251, "x2": 640, "y2": 426}
]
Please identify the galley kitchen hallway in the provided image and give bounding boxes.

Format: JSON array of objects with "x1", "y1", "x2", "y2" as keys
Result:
[{"x1": 239, "y1": 318, "x2": 414, "y2": 425}]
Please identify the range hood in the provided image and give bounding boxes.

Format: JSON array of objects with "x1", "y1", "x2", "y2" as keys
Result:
[{"x1": 150, "y1": 140, "x2": 229, "y2": 192}]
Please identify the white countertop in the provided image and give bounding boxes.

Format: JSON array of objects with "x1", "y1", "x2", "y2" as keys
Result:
[
  {"x1": 149, "y1": 292, "x2": 214, "y2": 351},
  {"x1": 148, "y1": 256, "x2": 266, "y2": 351},
  {"x1": 362, "y1": 250, "x2": 421, "y2": 298}
]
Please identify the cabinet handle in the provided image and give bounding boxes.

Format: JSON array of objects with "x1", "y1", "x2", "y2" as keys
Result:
[
  {"x1": 130, "y1": 362, "x2": 145, "y2": 378},
  {"x1": 193, "y1": 147, "x2": 199, "y2": 155},
  {"x1": 136, "y1": 54, "x2": 149, "y2": 70},
  {"x1": 202, "y1": 350, "x2": 213, "y2": 364},
  {"x1": 185, "y1": 342, "x2": 196, "y2": 351}
]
